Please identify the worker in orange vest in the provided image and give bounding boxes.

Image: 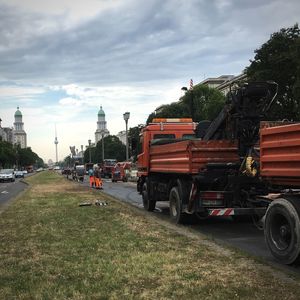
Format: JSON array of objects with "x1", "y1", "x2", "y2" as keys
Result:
[
  {"x1": 88, "y1": 168, "x2": 94, "y2": 188},
  {"x1": 94, "y1": 167, "x2": 103, "y2": 189}
]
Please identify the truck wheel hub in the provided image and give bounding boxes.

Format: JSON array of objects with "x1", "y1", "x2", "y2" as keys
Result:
[{"x1": 279, "y1": 225, "x2": 290, "y2": 239}]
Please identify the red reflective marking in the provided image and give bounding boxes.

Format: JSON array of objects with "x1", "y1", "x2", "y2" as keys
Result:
[{"x1": 224, "y1": 208, "x2": 233, "y2": 216}]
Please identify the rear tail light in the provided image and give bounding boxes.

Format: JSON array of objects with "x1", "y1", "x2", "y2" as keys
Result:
[{"x1": 200, "y1": 192, "x2": 224, "y2": 206}]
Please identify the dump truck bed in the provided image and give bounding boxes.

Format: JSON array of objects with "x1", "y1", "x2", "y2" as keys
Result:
[
  {"x1": 149, "y1": 139, "x2": 239, "y2": 174},
  {"x1": 260, "y1": 123, "x2": 300, "y2": 186}
]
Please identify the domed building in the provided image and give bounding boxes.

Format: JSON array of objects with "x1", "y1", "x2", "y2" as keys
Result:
[
  {"x1": 95, "y1": 106, "x2": 109, "y2": 144},
  {"x1": 13, "y1": 107, "x2": 27, "y2": 148}
]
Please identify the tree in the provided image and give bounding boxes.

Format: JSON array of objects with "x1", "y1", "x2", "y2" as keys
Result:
[
  {"x1": 246, "y1": 24, "x2": 300, "y2": 120},
  {"x1": 0, "y1": 142, "x2": 43, "y2": 169},
  {"x1": 0, "y1": 141, "x2": 16, "y2": 168},
  {"x1": 18, "y1": 147, "x2": 44, "y2": 168},
  {"x1": 84, "y1": 135, "x2": 126, "y2": 163},
  {"x1": 183, "y1": 84, "x2": 226, "y2": 122},
  {"x1": 84, "y1": 145, "x2": 96, "y2": 163},
  {"x1": 146, "y1": 84, "x2": 225, "y2": 123}
]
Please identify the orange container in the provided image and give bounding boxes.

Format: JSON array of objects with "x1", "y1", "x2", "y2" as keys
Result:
[
  {"x1": 149, "y1": 139, "x2": 239, "y2": 174},
  {"x1": 260, "y1": 123, "x2": 300, "y2": 186}
]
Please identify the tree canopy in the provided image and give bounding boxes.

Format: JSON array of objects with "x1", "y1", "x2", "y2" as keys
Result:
[
  {"x1": 84, "y1": 135, "x2": 126, "y2": 163},
  {"x1": 0, "y1": 141, "x2": 44, "y2": 169},
  {"x1": 246, "y1": 24, "x2": 300, "y2": 120},
  {"x1": 146, "y1": 84, "x2": 225, "y2": 124}
]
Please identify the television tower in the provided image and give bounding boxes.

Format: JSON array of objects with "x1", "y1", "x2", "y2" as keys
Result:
[{"x1": 54, "y1": 124, "x2": 58, "y2": 164}]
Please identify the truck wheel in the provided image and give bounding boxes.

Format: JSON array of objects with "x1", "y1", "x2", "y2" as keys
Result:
[
  {"x1": 265, "y1": 198, "x2": 300, "y2": 264},
  {"x1": 142, "y1": 182, "x2": 156, "y2": 211},
  {"x1": 169, "y1": 186, "x2": 188, "y2": 224}
]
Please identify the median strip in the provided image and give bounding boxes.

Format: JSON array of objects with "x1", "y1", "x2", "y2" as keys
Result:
[{"x1": 0, "y1": 171, "x2": 299, "y2": 299}]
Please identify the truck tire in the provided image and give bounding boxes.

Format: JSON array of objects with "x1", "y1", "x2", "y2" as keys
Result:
[
  {"x1": 265, "y1": 198, "x2": 300, "y2": 264},
  {"x1": 169, "y1": 186, "x2": 189, "y2": 224},
  {"x1": 142, "y1": 182, "x2": 156, "y2": 211}
]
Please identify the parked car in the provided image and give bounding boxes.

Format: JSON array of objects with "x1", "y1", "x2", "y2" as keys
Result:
[
  {"x1": 15, "y1": 170, "x2": 24, "y2": 178},
  {"x1": 0, "y1": 169, "x2": 15, "y2": 182},
  {"x1": 22, "y1": 170, "x2": 28, "y2": 174}
]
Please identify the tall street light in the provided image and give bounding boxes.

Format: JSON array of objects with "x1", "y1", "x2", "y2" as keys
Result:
[
  {"x1": 88, "y1": 139, "x2": 91, "y2": 163},
  {"x1": 123, "y1": 112, "x2": 130, "y2": 161},
  {"x1": 100, "y1": 130, "x2": 105, "y2": 162},
  {"x1": 81, "y1": 145, "x2": 84, "y2": 164}
]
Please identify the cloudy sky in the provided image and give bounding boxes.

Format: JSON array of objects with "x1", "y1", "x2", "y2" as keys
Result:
[{"x1": 0, "y1": 0, "x2": 299, "y2": 162}]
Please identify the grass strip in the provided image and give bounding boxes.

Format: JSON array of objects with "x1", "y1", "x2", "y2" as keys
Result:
[{"x1": 0, "y1": 171, "x2": 300, "y2": 299}]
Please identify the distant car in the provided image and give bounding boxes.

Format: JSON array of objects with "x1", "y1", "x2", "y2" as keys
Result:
[
  {"x1": 0, "y1": 169, "x2": 15, "y2": 182},
  {"x1": 36, "y1": 168, "x2": 44, "y2": 172},
  {"x1": 15, "y1": 170, "x2": 24, "y2": 178},
  {"x1": 54, "y1": 166, "x2": 60, "y2": 170},
  {"x1": 23, "y1": 170, "x2": 28, "y2": 174},
  {"x1": 62, "y1": 168, "x2": 71, "y2": 175}
]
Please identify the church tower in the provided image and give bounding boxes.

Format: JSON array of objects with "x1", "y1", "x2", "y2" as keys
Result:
[
  {"x1": 13, "y1": 107, "x2": 27, "y2": 148},
  {"x1": 95, "y1": 106, "x2": 110, "y2": 144}
]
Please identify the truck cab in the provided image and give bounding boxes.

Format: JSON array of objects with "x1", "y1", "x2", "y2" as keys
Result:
[{"x1": 137, "y1": 118, "x2": 196, "y2": 191}]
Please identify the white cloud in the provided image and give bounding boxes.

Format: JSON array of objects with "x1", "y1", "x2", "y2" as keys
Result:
[
  {"x1": 0, "y1": 0, "x2": 125, "y2": 29},
  {"x1": 59, "y1": 97, "x2": 82, "y2": 107}
]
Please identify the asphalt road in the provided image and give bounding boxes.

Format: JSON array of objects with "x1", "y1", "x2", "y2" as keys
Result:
[
  {"x1": 82, "y1": 177, "x2": 300, "y2": 274},
  {"x1": 0, "y1": 177, "x2": 28, "y2": 211}
]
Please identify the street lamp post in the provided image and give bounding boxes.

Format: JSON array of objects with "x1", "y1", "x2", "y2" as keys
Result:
[
  {"x1": 100, "y1": 130, "x2": 105, "y2": 162},
  {"x1": 81, "y1": 145, "x2": 84, "y2": 164},
  {"x1": 123, "y1": 112, "x2": 130, "y2": 161},
  {"x1": 88, "y1": 139, "x2": 91, "y2": 163}
]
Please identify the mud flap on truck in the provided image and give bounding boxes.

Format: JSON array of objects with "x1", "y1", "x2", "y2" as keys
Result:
[{"x1": 264, "y1": 197, "x2": 300, "y2": 265}]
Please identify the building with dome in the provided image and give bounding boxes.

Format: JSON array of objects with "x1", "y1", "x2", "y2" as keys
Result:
[
  {"x1": 13, "y1": 107, "x2": 27, "y2": 148},
  {"x1": 95, "y1": 106, "x2": 109, "y2": 144}
]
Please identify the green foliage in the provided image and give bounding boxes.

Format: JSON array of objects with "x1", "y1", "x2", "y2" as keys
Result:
[
  {"x1": 84, "y1": 135, "x2": 126, "y2": 163},
  {"x1": 18, "y1": 147, "x2": 43, "y2": 168},
  {"x1": 0, "y1": 141, "x2": 43, "y2": 169},
  {"x1": 246, "y1": 23, "x2": 300, "y2": 120},
  {"x1": 184, "y1": 84, "x2": 226, "y2": 121},
  {"x1": 0, "y1": 141, "x2": 16, "y2": 168},
  {"x1": 146, "y1": 85, "x2": 225, "y2": 123}
]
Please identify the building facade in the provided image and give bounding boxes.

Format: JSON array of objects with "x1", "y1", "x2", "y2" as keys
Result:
[
  {"x1": 116, "y1": 130, "x2": 126, "y2": 145},
  {"x1": 199, "y1": 75, "x2": 235, "y2": 89},
  {"x1": 200, "y1": 74, "x2": 247, "y2": 95},
  {"x1": 0, "y1": 118, "x2": 13, "y2": 143},
  {"x1": 95, "y1": 106, "x2": 110, "y2": 144},
  {"x1": 13, "y1": 107, "x2": 27, "y2": 148}
]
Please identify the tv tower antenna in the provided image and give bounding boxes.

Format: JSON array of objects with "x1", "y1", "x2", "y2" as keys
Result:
[{"x1": 54, "y1": 124, "x2": 58, "y2": 164}]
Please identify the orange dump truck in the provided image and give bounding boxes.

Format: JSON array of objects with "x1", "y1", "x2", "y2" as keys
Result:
[{"x1": 137, "y1": 82, "x2": 300, "y2": 264}]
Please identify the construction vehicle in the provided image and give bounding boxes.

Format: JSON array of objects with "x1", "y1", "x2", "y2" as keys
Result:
[
  {"x1": 72, "y1": 162, "x2": 85, "y2": 182},
  {"x1": 112, "y1": 162, "x2": 132, "y2": 182},
  {"x1": 101, "y1": 159, "x2": 117, "y2": 178},
  {"x1": 137, "y1": 82, "x2": 300, "y2": 264}
]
